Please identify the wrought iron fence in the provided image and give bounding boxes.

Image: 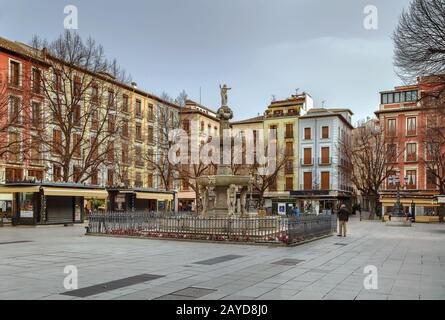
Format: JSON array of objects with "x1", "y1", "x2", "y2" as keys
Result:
[{"x1": 86, "y1": 211, "x2": 336, "y2": 245}]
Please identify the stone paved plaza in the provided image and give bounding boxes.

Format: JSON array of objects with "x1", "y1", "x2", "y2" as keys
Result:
[{"x1": 0, "y1": 216, "x2": 444, "y2": 300}]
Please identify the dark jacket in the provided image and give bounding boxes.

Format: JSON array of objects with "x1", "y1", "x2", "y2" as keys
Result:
[{"x1": 338, "y1": 208, "x2": 350, "y2": 222}]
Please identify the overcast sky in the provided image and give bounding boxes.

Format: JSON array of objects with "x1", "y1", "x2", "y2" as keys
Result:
[{"x1": 0, "y1": 0, "x2": 413, "y2": 122}]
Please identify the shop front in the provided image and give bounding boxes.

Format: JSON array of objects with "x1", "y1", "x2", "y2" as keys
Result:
[
  {"x1": 380, "y1": 192, "x2": 439, "y2": 223},
  {"x1": 0, "y1": 183, "x2": 108, "y2": 225},
  {"x1": 107, "y1": 188, "x2": 175, "y2": 213},
  {"x1": 290, "y1": 190, "x2": 350, "y2": 215}
]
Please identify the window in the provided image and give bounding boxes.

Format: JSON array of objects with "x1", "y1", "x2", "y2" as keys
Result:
[
  {"x1": 135, "y1": 99, "x2": 142, "y2": 117},
  {"x1": 73, "y1": 166, "x2": 82, "y2": 182},
  {"x1": 426, "y1": 142, "x2": 437, "y2": 161},
  {"x1": 285, "y1": 142, "x2": 294, "y2": 157},
  {"x1": 321, "y1": 172, "x2": 330, "y2": 190},
  {"x1": 147, "y1": 174, "x2": 153, "y2": 188},
  {"x1": 108, "y1": 115, "x2": 115, "y2": 133},
  {"x1": 9, "y1": 60, "x2": 20, "y2": 86},
  {"x1": 91, "y1": 110, "x2": 98, "y2": 131},
  {"x1": 269, "y1": 177, "x2": 277, "y2": 192},
  {"x1": 32, "y1": 68, "x2": 41, "y2": 94},
  {"x1": 387, "y1": 119, "x2": 396, "y2": 136},
  {"x1": 147, "y1": 126, "x2": 154, "y2": 143},
  {"x1": 90, "y1": 137, "x2": 99, "y2": 160},
  {"x1": 200, "y1": 121, "x2": 205, "y2": 132},
  {"x1": 304, "y1": 128, "x2": 311, "y2": 140},
  {"x1": 107, "y1": 90, "x2": 115, "y2": 109},
  {"x1": 53, "y1": 165, "x2": 62, "y2": 182},
  {"x1": 407, "y1": 117, "x2": 417, "y2": 135},
  {"x1": 321, "y1": 147, "x2": 330, "y2": 164},
  {"x1": 52, "y1": 129, "x2": 62, "y2": 154},
  {"x1": 107, "y1": 141, "x2": 114, "y2": 162},
  {"x1": 73, "y1": 105, "x2": 81, "y2": 126},
  {"x1": 386, "y1": 144, "x2": 397, "y2": 163},
  {"x1": 91, "y1": 84, "x2": 99, "y2": 103},
  {"x1": 406, "y1": 170, "x2": 417, "y2": 189},
  {"x1": 30, "y1": 136, "x2": 41, "y2": 164},
  {"x1": 73, "y1": 75, "x2": 81, "y2": 97},
  {"x1": 28, "y1": 169, "x2": 43, "y2": 181},
  {"x1": 285, "y1": 124, "x2": 294, "y2": 138},
  {"x1": 31, "y1": 102, "x2": 41, "y2": 128},
  {"x1": 107, "y1": 169, "x2": 114, "y2": 187},
  {"x1": 122, "y1": 122, "x2": 129, "y2": 138},
  {"x1": 304, "y1": 172, "x2": 312, "y2": 190},
  {"x1": 122, "y1": 95, "x2": 129, "y2": 113},
  {"x1": 73, "y1": 133, "x2": 81, "y2": 158},
  {"x1": 122, "y1": 143, "x2": 129, "y2": 164},
  {"x1": 91, "y1": 171, "x2": 98, "y2": 185},
  {"x1": 135, "y1": 146, "x2": 144, "y2": 167},
  {"x1": 406, "y1": 143, "x2": 417, "y2": 161},
  {"x1": 135, "y1": 172, "x2": 143, "y2": 188},
  {"x1": 269, "y1": 125, "x2": 278, "y2": 139},
  {"x1": 285, "y1": 177, "x2": 293, "y2": 191},
  {"x1": 8, "y1": 132, "x2": 20, "y2": 162},
  {"x1": 9, "y1": 96, "x2": 21, "y2": 124},
  {"x1": 5, "y1": 168, "x2": 23, "y2": 182},
  {"x1": 135, "y1": 124, "x2": 142, "y2": 141},
  {"x1": 285, "y1": 160, "x2": 293, "y2": 174},
  {"x1": 273, "y1": 110, "x2": 283, "y2": 117},
  {"x1": 54, "y1": 71, "x2": 62, "y2": 92},
  {"x1": 183, "y1": 120, "x2": 190, "y2": 134},
  {"x1": 322, "y1": 126, "x2": 329, "y2": 139},
  {"x1": 147, "y1": 104, "x2": 153, "y2": 120},
  {"x1": 426, "y1": 170, "x2": 437, "y2": 190},
  {"x1": 303, "y1": 148, "x2": 312, "y2": 165}
]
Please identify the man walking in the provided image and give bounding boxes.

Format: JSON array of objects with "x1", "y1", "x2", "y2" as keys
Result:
[{"x1": 337, "y1": 204, "x2": 350, "y2": 237}]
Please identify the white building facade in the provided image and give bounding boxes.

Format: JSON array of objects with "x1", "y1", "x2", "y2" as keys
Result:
[{"x1": 294, "y1": 108, "x2": 354, "y2": 214}]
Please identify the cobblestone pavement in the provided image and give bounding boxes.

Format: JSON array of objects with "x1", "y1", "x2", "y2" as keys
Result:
[{"x1": 0, "y1": 216, "x2": 444, "y2": 300}]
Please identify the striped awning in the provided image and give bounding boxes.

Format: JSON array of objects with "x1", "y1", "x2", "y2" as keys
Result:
[
  {"x1": 43, "y1": 187, "x2": 108, "y2": 199},
  {"x1": 135, "y1": 192, "x2": 174, "y2": 201}
]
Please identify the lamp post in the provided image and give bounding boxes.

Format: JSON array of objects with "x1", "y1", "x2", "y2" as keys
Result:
[{"x1": 388, "y1": 173, "x2": 409, "y2": 218}]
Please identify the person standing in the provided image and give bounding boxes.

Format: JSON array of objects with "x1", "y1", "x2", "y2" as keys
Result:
[{"x1": 337, "y1": 204, "x2": 350, "y2": 237}]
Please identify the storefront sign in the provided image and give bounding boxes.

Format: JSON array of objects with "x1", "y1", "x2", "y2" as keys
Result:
[{"x1": 20, "y1": 210, "x2": 33, "y2": 218}]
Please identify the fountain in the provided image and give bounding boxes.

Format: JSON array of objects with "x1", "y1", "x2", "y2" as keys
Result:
[{"x1": 197, "y1": 85, "x2": 251, "y2": 217}]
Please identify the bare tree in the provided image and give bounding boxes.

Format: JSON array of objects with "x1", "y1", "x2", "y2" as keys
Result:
[
  {"x1": 175, "y1": 90, "x2": 188, "y2": 107},
  {"x1": 394, "y1": 0, "x2": 445, "y2": 84},
  {"x1": 143, "y1": 104, "x2": 180, "y2": 191},
  {"x1": 339, "y1": 119, "x2": 404, "y2": 218},
  {"x1": 30, "y1": 31, "x2": 130, "y2": 183},
  {"x1": 249, "y1": 146, "x2": 288, "y2": 208}
]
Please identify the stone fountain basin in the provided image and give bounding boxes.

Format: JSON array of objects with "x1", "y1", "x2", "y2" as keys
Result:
[{"x1": 197, "y1": 175, "x2": 250, "y2": 187}]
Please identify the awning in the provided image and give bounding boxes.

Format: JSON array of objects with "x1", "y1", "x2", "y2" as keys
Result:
[
  {"x1": 0, "y1": 186, "x2": 40, "y2": 193},
  {"x1": 136, "y1": 192, "x2": 174, "y2": 201},
  {"x1": 43, "y1": 187, "x2": 108, "y2": 199},
  {"x1": 0, "y1": 193, "x2": 12, "y2": 201},
  {"x1": 178, "y1": 191, "x2": 196, "y2": 200},
  {"x1": 380, "y1": 198, "x2": 437, "y2": 206}
]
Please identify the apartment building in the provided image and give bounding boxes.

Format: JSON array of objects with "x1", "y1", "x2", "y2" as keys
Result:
[
  {"x1": 232, "y1": 93, "x2": 314, "y2": 211},
  {"x1": 0, "y1": 36, "x2": 178, "y2": 224},
  {"x1": 376, "y1": 77, "x2": 443, "y2": 221},
  {"x1": 294, "y1": 108, "x2": 354, "y2": 214}
]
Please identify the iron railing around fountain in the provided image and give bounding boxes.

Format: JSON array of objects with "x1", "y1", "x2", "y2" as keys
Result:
[{"x1": 86, "y1": 211, "x2": 336, "y2": 245}]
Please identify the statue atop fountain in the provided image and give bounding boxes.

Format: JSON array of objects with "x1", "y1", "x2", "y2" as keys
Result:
[{"x1": 197, "y1": 85, "x2": 251, "y2": 217}]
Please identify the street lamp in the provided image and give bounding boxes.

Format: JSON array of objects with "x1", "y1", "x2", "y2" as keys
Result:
[{"x1": 388, "y1": 173, "x2": 407, "y2": 218}]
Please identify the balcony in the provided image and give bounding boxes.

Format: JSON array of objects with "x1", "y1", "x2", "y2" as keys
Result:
[
  {"x1": 300, "y1": 158, "x2": 314, "y2": 166},
  {"x1": 318, "y1": 157, "x2": 332, "y2": 165}
]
